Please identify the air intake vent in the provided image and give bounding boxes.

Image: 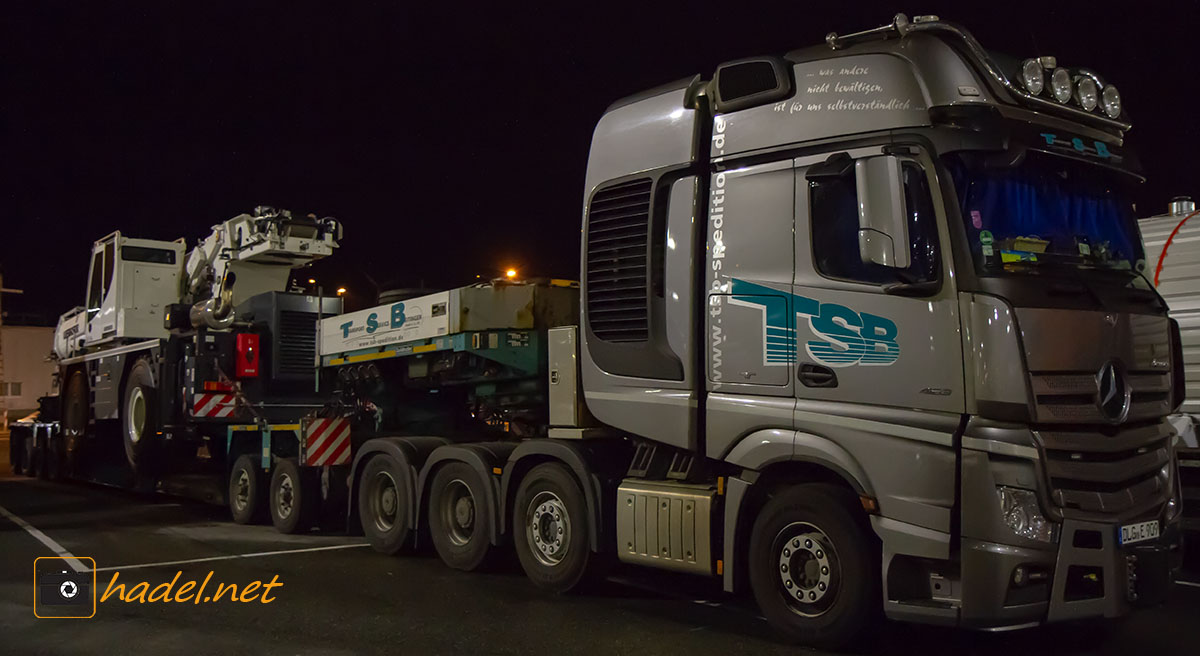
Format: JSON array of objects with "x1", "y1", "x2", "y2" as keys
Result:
[
  {"x1": 277, "y1": 310, "x2": 318, "y2": 377},
  {"x1": 586, "y1": 178, "x2": 652, "y2": 343}
]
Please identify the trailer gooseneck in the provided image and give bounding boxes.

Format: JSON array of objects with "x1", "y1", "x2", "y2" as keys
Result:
[{"x1": 13, "y1": 14, "x2": 1185, "y2": 649}]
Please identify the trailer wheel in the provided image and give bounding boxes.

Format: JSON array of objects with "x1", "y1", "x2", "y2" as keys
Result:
[
  {"x1": 24, "y1": 429, "x2": 41, "y2": 478},
  {"x1": 358, "y1": 455, "x2": 413, "y2": 554},
  {"x1": 428, "y1": 462, "x2": 494, "y2": 571},
  {"x1": 513, "y1": 462, "x2": 596, "y2": 593},
  {"x1": 122, "y1": 359, "x2": 158, "y2": 471},
  {"x1": 63, "y1": 370, "x2": 89, "y2": 469},
  {"x1": 270, "y1": 458, "x2": 316, "y2": 534},
  {"x1": 10, "y1": 428, "x2": 25, "y2": 475},
  {"x1": 748, "y1": 483, "x2": 879, "y2": 650},
  {"x1": 229, "y1": 454, "x2": 266, "y2": 524},
  {"x1": 42, "y1": 429, "x2": 64, "y2": 482}
]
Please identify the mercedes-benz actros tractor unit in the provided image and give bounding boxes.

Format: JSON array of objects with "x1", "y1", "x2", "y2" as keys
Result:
[{"x1": 287, "y1": 14, "x2": 1183, "y2": 648}]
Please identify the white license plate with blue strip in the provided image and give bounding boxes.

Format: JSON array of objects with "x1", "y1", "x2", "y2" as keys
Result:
[{"x1": 1118, "y1": 520, "x2": 1159, "y2": 546}]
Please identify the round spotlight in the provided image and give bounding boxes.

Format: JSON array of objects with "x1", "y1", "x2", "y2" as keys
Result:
[
  {"x1": 1050, "y1": 68, "x2": 1072, "y2": 103},
  {"x1": 1102, "y1": 85, "x2": 1121, "y2": 118},
  {"x1": 1074, "y1": 76, "x2": 1098, "y2": 111},
  {"x1": 1020, "y1": 59, "x2": 1044, "y2": 95}
]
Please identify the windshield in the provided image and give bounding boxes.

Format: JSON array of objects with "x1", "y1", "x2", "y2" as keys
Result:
[{"x1": 943, "y1": 150, "x2": 1146, "y2": 280}]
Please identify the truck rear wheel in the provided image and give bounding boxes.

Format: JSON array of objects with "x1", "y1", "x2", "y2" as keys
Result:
[
  {"x1": 122, "y1": 359, "x2": 158, "y2": 471},
  {"x1": 229, "y1": 454, "x2": 266, "y2": 524},
  {"x1": 428, "y1": 462, "x2": 494, "y2": 571},
  {"x1": 270, "y1": 458, "x2": 316, "y2": 534},
  {"x1": 358, "y1": 455, "x2": 413, "y2": 554},
  {"x1": 513, "y1": 462, "x2": 596, "y2": 593},
  {"x1": 748, "y1": 483, "x2": 879, "y2": 650}
]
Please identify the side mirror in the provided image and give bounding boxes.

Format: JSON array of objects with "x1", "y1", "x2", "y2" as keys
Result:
[{"x1": 855, "y1": 156, "x2": 911, "y2": 269}]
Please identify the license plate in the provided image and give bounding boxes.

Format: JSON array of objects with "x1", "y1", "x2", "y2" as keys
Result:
[{"x1": 1119, "y1": 520, "x2": 1160, "y2": 546}]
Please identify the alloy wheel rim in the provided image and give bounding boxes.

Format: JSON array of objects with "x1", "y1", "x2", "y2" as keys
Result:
[
  {"x1": 774, "y1": 522, "x2": 841, "y2": 617},
  {"x1": 526, "y1": 491, "x2": 570, "y2": 567}
]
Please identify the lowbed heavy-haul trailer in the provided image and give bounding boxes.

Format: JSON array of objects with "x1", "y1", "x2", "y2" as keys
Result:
[
  {"x1": 8, "y1": 206, "x2": 343, "y2": 495},
  {"x1": 237, "y1": 14, "x2": 1186, "y2": 648}
]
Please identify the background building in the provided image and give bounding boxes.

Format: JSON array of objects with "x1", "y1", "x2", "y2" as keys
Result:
[{"x1": 1, "y1": 325, "x2": 55, "y2": 422}]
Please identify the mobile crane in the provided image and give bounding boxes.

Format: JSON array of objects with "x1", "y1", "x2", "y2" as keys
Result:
[{"x1": 18, "y1": 206, "x2": 341, "y2": 492}]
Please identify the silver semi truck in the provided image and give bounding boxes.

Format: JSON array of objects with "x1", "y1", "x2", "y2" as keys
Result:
[{"x1": 286, "y1": 14, "x2": 1183, "y2": 648}]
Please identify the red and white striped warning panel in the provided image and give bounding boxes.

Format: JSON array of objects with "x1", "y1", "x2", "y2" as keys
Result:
[
  {"x1": 304, "y1": 417, "x2": 352, "y2": 466},
  {"x1": 192, "y1": 393, "x2": 237, "y2": 418}
]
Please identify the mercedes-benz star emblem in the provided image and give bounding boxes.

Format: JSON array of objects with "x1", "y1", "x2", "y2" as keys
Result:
[{"x1": 1096, "y1": 361, "x2": 1130, "y2": 423}]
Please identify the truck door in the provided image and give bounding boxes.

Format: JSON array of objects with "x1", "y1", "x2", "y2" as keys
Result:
[
  {"x1": 790, "y1": 146, "x2": 963, "y2": 531},
  {"x1": 704, "y1": 159, "x2": 796, "y2": 460},
  {"x1": 85, "y1": 236, "x2": 117, "y2": 344}
]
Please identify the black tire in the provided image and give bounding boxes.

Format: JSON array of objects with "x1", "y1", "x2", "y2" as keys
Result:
[
  {"x1": 121, "y1": 359, "x2": 158, "y2": 472},
  {"x1": 513, "y1": 462, "x2": 597, "y2": 593},
  {"x1": 270, "y1": 458, "x2": 316, "y2": 534},
  {"x1": 63, "y1": 369, "x2": 89, "y2": 475},
  {"x1": 357, "y1": 455, "x2": 413, "y2": 554},
  {"x1": 428, "y1": 462, "x2": 495, "y2": 571},
  {"x1": 229, "y1": 454, "x2": 266, "y2": 524},
  {"x1": 10, "y1": 428, "x2": 25, "y2": 475},
  {"x1": 43, "y1": 429, "x2": 64, "y2": 482},
  {"x1": 25, "y1": 429, "x2": 41, "y2": 478},
  {"x1": 748, "y1": 483, "x2": 880, "y2": 650}
]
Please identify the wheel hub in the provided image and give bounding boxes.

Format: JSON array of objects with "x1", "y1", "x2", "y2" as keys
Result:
[
  {"x1": 127, "y1": 387, "x2": 146, "y2": 445},
  {"x1": 277, "y1": 473, "x2": 294, "y2": 519},
  {"x1": 371, "y1": 471, "x2": 399, "y2": 532},
  {"x1": 775, "y1": 523, "x2": 839, "y2": 617},
  {"x1": 440, "y1": 479, "x2": 476, "y2": 546},
  {"x1": 527, "y1": 491, "x2": 570, "y2": 566},
  {"x1": 234, "y1": 470, "x2": 251, "y2": 511}
]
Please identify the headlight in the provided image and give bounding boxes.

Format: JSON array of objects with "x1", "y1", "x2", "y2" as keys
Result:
[
  {"x1": 1102, "y1": 85, "x2": 1121, "y2": 118},
  {"x1": 1020, "y1": 59, "x2": 1044, "y2": 95},
  {"x1": 1074, "y1": 76, "x2": 1099, "y2": 111},
  {"x1": 1050, "y1": 68, "x2": 1072, "y2": 103},
  {"x1": 997, "y1": 486, "x2": 1058, "y2": 542}
]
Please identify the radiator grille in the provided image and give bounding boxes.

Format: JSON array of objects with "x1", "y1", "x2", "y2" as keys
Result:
[
  {"x1": 277, "y1": 310, "x2": 318, "y2": 377},
  {"x1": 586, "y1": 178, "x2": 652, "y2": 343},
  {"x1": 1035, "y1": 422, "x2": 1172, "y2": 520}
]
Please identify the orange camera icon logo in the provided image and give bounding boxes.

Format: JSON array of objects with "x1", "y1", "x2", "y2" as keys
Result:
[{"x1": 34, "y1": 557, "x2": 96, "y2": 618}]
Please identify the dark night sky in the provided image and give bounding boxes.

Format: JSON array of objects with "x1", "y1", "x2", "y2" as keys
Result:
[{"x1": 3, "y1": 2, "x2": 1198, "y2": 322}]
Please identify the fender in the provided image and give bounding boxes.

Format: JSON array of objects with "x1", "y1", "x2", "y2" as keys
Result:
[
  {"x1": 499, "y1": 439, "x2": 627, "y2": 552},
  {"x1": 721, "y1": 428, "x2": 874, "y2": 594},
  {"x1": 347, "y1": 435, "x2": 449, "y2": 534},
  {"x1": 416, "y1": 442, "x2": 518, "y2": 546}
]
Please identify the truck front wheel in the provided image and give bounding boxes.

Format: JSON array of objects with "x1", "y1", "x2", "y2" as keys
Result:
[
  {"x1": 122, "y1": 359, "x2": 158, "y2": 471},
  {"x1": 428, "y1": 462, "x2": 494, "y2": 571},
  {"x1": 513, "y1": 462, "x2": 596, "y2": 593},
  {"x1": 358, "y1": 455, "x2": 412, "y2": 554},
  {"x1": 748, "y1": 483, "x2": 879, "y2": 650}
]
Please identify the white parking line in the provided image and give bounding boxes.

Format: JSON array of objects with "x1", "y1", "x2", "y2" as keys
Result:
[
  {"x1": 93, "y1": 543, "x2": 371, "y2": 572},
  {"x1": 1177, "y1": 580, "x2": 1200, "y2": 588},
  {"x1": 0, "y1": 502, "x2": 91, "y2": 573}
]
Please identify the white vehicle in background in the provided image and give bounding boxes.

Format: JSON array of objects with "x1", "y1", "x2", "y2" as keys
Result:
[{"x1": 1141, "y1": 196, "x2": 1200, "y2": 532}]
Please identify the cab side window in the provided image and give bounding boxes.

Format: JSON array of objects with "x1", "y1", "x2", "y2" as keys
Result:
[{"x1": 809, "y1": 160, "x2": 940, "y2": 285}]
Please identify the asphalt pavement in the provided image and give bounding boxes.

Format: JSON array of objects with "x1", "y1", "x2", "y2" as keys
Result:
[{"x1": 2, "y1": 473, "x2": 1199, "y2": 655}]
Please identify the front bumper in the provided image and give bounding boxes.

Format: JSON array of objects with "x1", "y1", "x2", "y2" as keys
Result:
[{"x1": 959, "y1": 517, "x2": 1183, "y2": 629}]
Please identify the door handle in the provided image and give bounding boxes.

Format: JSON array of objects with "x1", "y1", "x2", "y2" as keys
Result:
[{"x1": 798, "y1": 363, "x2": 838, "y2": 388}]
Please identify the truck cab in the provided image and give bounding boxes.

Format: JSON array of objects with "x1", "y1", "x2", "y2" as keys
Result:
[{"x1": 580, "y1": 14, "x2": 1183, "y2": 638}]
